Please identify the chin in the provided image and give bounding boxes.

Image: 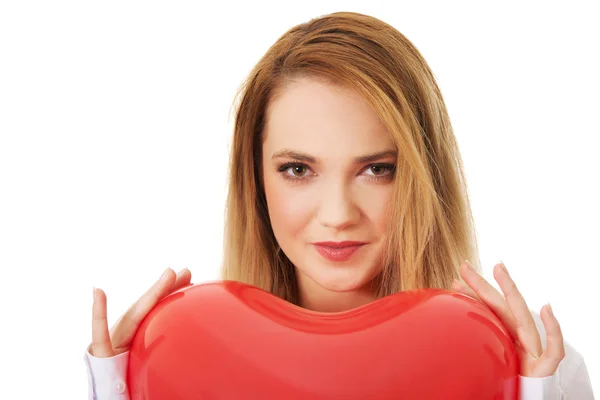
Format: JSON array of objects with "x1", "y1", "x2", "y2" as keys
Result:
[{"x1": 308, "y1": 264, "x2": 379, "y2": 293}]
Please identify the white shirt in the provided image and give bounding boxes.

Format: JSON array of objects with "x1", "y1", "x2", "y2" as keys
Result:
[{"x1": 84, "y1": 311, "x2": 594, "y2": 399}]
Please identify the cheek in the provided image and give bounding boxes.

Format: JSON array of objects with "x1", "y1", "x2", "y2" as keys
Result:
[
  {"x1": 264, "y1": 177, "x2": 314, "y2": 241},
  {"x1": 361, "y1": 186, "x2": 393, "y2": 234}
]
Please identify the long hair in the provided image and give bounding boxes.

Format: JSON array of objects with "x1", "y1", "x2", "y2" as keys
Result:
[{"x1": 221, "y1": 11, "x2": 481, "y2": 305}]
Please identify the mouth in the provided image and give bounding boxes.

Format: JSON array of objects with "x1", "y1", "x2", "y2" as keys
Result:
[
  {"x1": 312, "y1": 243, "x2": 366, "y2": 262},
  {"x1": 313, "y1": 241, "x2": 368, "y2": 248}
]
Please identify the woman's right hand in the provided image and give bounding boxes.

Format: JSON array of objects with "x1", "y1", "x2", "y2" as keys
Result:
[{"x1": 90, "y1": 267, "x2": 192, "y2": 358}]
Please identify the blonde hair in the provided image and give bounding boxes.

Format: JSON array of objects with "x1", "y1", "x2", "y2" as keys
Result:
[{"x1": 222, "y1": 11, "x2": 481, "y2": 304}]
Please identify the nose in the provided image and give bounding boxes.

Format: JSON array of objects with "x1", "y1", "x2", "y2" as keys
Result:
[{"x1": 316, "y1": 181, "x2": 361, "y2": 230}]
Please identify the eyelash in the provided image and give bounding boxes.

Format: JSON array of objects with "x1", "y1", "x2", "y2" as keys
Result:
[{"x1": 277, "y1": 162, "x2": 396, "y2": 183}]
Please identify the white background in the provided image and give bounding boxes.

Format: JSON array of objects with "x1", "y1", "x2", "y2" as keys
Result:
[{"x1": 0, "y1": 1, "x2": 598, "y2": 398}]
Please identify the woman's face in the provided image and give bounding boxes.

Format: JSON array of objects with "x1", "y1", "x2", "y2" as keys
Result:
[{"x1": 262, "y1": 76, "x2": 396, "y2": 309}]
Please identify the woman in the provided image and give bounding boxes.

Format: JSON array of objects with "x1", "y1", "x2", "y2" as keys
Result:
[{"x1": 85, "y1": 12, "x2": 594, "y2": 399}]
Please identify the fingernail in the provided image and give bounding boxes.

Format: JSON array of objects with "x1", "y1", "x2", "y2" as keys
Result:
[
  {"x1": 464, "y1": 260, "x2": 473, "y2": 270},
  {"x1": 160, "y1": 268, "x2": 171, "y2": 280},
  {"x1": 498, "y1": 261, "x2": 508, "y2": 274},
  {"x1": 547, "y1": 303, "x2": 554, "y2": 317}
]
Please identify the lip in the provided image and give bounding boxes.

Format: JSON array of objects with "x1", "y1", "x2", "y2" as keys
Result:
[
  {"x1": 313, "y1": 241, "x2": 368, "y2": 248},
  {"x1": 313, "y1": 242, "x2": 367, "y2": 262}
]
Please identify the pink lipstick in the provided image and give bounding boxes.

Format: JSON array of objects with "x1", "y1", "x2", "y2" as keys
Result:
[{"x1": 312, "y1": 241, "x2": 367, "y2": 262}]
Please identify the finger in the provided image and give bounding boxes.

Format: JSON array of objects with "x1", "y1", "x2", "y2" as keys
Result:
[
  {"x1": 170, "y1": 268, "x2": 192, "y2": 293},
  {"x1": 459, "y1": 261, "x2": 519, "y2": 341},
  {"x1": 493, "y1": 262, "x2": 543, "y2": 358},
  {"x1": 91, "y1": 288, "x2": 115, "y2": 358},
  {"x1": 110, "y1": 268, "x2": 176, "y2": 349},
  {"x1": 452, "y1": 279, "x2": 481, "y2": 302},
  {"x1": 536, "y1": 304, "x2": 566, "y2": 376}
]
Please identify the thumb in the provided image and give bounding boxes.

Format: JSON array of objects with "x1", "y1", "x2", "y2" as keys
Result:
[{"x1": 91, "y1": 288, "x2": 115, "y2": 357}]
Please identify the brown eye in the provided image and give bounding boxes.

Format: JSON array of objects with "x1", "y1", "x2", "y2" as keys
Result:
[
  {"x1": 277, "y1": 162, "x2": 313, "y2": 181},
  {"x1": 370, "y1": 165, "x2": 385, "y2": 175},
  {"x1": 291, "y1": 165, "x2": 307, "y2": 176},
  {"x1": 364, "y1": 163, "x2": 396, "y2": 180}
]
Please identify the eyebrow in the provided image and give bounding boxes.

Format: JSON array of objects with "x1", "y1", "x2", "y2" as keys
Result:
[{"x1": 271, "y1": 149, "x2": 397, "y2": 164}]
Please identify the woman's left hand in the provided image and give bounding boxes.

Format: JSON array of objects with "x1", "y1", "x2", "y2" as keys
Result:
[{"x1": 452, "y1": 261, "x2": 565, "y2": 377}]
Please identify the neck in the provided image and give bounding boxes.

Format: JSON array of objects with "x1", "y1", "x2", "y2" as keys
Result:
[{"x1": 296, "y1": 274, "x2": 379, "y2": 313}]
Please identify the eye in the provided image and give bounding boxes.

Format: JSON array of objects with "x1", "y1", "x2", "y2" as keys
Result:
[
  {"x1": 277, "y1": 162, "x2": 313, "y2": 181},
  {"x1": 276, "y1": 162, "x2": 395, "y2": 183},
  {"x1": 289, "y1": 165, "x2": 308, "y2": 177},
  {"x1": 364, "y1": 163, "x2": 396, "y2": 179},
  {"x1": 368, "y1": 165, "x2": 387, "y2": 175}
]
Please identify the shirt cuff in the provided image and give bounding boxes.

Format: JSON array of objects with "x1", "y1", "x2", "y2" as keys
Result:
[
  {"x1": 519, "y1": 373, "x2": 561, "y2": 400},
  {"x1": 84, "y1": 344, "x2": 131, "y2": 400}
]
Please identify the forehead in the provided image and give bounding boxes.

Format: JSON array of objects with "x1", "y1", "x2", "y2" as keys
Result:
[{"x1": 263, "y1": 77, "x2": 394, "y2": 156}]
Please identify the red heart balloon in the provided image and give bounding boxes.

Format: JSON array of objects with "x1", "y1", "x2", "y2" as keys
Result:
[{"x1": 128, "y1": 281, "x2": 519, "y2": 399}]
